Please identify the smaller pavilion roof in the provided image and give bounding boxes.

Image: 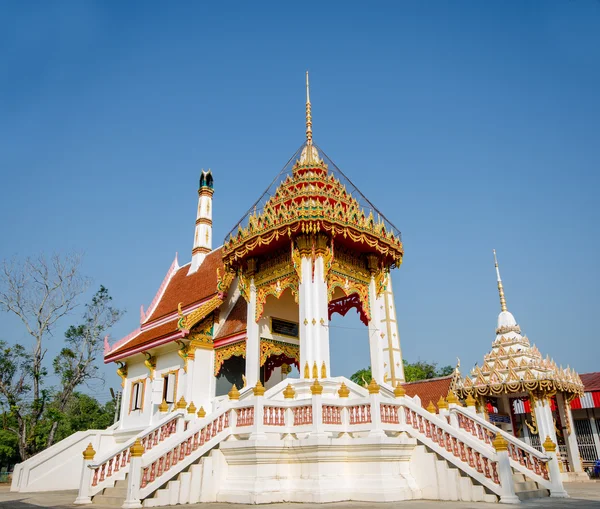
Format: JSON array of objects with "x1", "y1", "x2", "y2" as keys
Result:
[
  {"x1": 214, "y1": 297, "x2": 247, "y2": 342},
  {"x1": 580, "y1": 372, "x2": 600, "y2": 392}
]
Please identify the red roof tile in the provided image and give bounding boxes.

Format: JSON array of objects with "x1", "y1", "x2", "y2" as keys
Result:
[
  {"x1": 402, "y1": 375, "x2": 453, "y2": 407},
  {"x1": 106, "y1": 249, "x2": 225, "y2": 361},
  {"x1": 214, "y1": 297, "x2": 247, "y2": 340},
  {"x1": 106, "y1": 318, "x2": 182, "y2": 360},
  {"x1": 580, "y1": 372, "x2": 600, "y2": 392},
  {"x1": 146, "y1": 249, "x2": 224, "y2": 322}
]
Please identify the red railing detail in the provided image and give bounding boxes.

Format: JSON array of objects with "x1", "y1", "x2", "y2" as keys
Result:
[
  {"x1": 236, "y1": 407, "x2": 254, "y2": 427},
  {"x1": 91, "y1": 415, "x2": 178, "y2": 489},
  {"x1": 406, "y1": 408, "x2": 499, "y2": 485},
  {"x1": 381, "y1": 404, "x2": 399, "y2": 424},
  {"x1": 141, "y1": 412, "x2": 229, "y2": 489},
  {"x1": 322, "y1": 405, "x2": 342, "y2": 425},
  {"x1": 349, "y1": 405, "x2": 371, "y2": 425},
  {"x1": 293, "y1": 405, "x2": 312, "y2": 425},
  {"x1": 264, "y1": 406, "x2": 285, "y2": 426},
  {"x1": 456, "y1": 411, "x2": 549, "y2": 481}
]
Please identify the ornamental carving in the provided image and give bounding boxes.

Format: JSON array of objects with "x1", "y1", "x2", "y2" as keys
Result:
[
  {"x1": 222, "y1": 162, "x2": 403, "y2": 267},
  {"x1": 255, "y1": 275, "x2": 298, "y2": 321},
  {"x1": 259, "y1": 339, "x2": 300, "y2": 366},
  {"x1": 327, "y1": 273, "x2": 371, "y2": 322},
  {"x1": 116, "y1": 362, "x2": 128, "y2": 388},
  {"x1": 496, "y1": 324, "x2": 522, "y2": 335},
  {"x1": 188, "y1": 316, "x2": 214, "y2": 351},
  {"x1": 214, "y1": 341, "x2": 246, "y2": 376}
]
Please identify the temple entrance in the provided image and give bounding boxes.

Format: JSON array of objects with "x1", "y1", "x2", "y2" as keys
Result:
[
  {"x1": 215, "y1": 345, "x2": 246, "y2": 396},
  {"x1": 328, "y1": 287, "x2": 371, "y2": 380}
]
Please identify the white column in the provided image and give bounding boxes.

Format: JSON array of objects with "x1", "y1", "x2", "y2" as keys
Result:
[
  {"x1": 313, "y1": 255, "x2": 330, "y2": 377},
  {"x1": 542, "y1": 437, "x2": 569, "y2": 498},
  {"x1": 122, "y1": 441, "x2": 144, "y2": 509},
  {"x1": 368, "y1": 277, "x2": 385, "y2": 384},
  {"x1": 533, "y1": 395, "x2": 557, "y2": 445},
  {"x1": 556, "y1": 392, "x2": 583, "y2": 472},
  {"x1": 74, "y1": 445, "x2": 96, "y2": 505},
  {"x1": 298, "y1": 255, "x2": 313, "y2": 378},
  {"x1": 191, "y1": 347, "x2": 215, "y2": 411},
  {"x1": 376, "y1": 275, "x2": 405, "y2": 384},
  {"x1": 245, "y1": 278, "x2": 260, "y2": 388}
]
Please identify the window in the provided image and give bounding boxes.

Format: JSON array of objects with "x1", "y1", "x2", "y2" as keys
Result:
[
  {"x1": 130, "y1": 380, "x2": 144, "y2": 412},
  {"x1": 162, "y1": 372, "x2": 177, "y2": 404},
  {"x1": 271, "y1": 318, "x2": 299, "y2": 338}
]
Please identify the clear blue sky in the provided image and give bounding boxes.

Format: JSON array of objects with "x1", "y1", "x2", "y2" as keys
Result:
[{"x1": 1, "y1": 1, "x2": 599, "y2": 401}]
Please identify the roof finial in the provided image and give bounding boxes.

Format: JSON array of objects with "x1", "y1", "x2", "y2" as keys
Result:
[
  {"x1": 493, "y1": 249, "x2": 508, "y2": 312},
  {"x1": 306, "y1": 70, "x2": 313, "y2": 145}
]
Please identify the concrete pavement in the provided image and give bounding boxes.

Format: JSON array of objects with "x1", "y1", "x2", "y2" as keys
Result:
[{"x1": 1, "y1": 483, "x2": 599, "y2": 508}]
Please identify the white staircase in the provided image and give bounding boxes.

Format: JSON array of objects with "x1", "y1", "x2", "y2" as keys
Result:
[{"x1": 71, "y1": 377, "x2": 568, "y2": 507}]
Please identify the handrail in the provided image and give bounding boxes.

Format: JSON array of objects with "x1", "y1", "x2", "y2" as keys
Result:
[
  {"x1": 400, "y1": 397, "x2": 503, "y2": 495},
  {"x1": 139, "y1": 405, "x2": 234, "y2": 499},
  {"x1": 449, "y1": 406, "x2": 550, "y2": 486},
  {"x1": 450, "y1": 406, "x2": 548, "y2": 460},
  {"x1": 88, "y1": 411, "x2": 185, "y2": 494}
]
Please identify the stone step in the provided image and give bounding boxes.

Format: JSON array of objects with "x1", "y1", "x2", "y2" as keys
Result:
[
  {"x1": 512, "y1": 472, "x2": 527, "y2": 483},
  {"x1": 93, "y1": 494, "x2": 126, "y2": 506},
  {"x1": 514, "y1": 480, "x2": 539, "y2": 492},
  {"x1": 516, "y1": 488, "x2": 549, "y2": 501}
]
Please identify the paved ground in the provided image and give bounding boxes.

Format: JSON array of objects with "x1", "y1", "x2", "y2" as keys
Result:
[{"x1": 1, "y1": 483, "x2": 599, "y2": 508}]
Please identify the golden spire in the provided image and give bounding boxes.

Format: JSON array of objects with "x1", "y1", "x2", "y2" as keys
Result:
[
  {"x1": 306, "y1": 70, "x2": 313, "y2": 145},
  {"x1": 493, "y1": 249, "x2": 508, "y2": 312}
]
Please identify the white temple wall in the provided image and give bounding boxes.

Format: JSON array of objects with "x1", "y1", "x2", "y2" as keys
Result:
[{"x1": 119, "y1": 349, "x2": 185, "y2": 431}]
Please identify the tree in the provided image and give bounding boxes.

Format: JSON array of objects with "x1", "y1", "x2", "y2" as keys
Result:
[
  {"x1": 0, "y1": 254, "x2": 123, "y2": 460},
  {"x1": 350, "y1": 359, "x2": 454, "y2": 386},
  {"x1": 0, "y1": 254, "x2": 88, "y2": 459},
  {"x1": 47, "y1": 286, "x2": 123, "y2": 447}
]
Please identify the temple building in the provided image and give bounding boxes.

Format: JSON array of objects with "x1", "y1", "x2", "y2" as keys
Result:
[
  {"x1": 11, "y1": 75, "x2": 578, "y2": 506},
  {"x1": 454, "y1": 251, "x2": 586, "y2": 478}
]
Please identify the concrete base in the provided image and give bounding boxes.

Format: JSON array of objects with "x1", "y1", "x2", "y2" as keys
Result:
[{"x1": 216, "y1": 434, "x2": 419, "y2": 503}]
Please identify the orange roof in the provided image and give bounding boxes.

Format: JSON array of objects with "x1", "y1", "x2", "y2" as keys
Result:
[
  {"x1": 214, "y1": 297, "x2": 247, "y2": 341},
  {"x1": 106, "y1": 249, "x2": 225, "y2": 362},
  {"x1": 106, "y1": 318, "x2": 182, "y2": 361},
  {"x1": 402, "y1": 375, "x2": 453, "y2": 407},
  {"x1": 580, "y1": 372, "x2": 600, "y2": 392},
  {"x1": 146, "y1": 249, "x2": 224, "y2": 322}
]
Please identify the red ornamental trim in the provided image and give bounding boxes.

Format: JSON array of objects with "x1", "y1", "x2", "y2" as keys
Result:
[{"x1": 328, "y1": 293, "x2": 368, "y2": 326}]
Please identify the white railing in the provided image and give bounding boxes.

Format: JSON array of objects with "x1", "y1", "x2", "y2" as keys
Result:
[
  {"x1": 86, "y1": 411, "x2": 185, "y2": 498},
  {"x1": 450, "y1": 406, "x2": 552, "y2": 490},
  {"x1": 77, "y1": 380, "x2": 568, "y2": 506}
]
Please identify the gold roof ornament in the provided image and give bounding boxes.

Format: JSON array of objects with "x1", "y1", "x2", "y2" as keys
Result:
[
  {"x1": 492, "y1": 433, "x2": 509, "y2": 452},
  {"x1": 338, "y1": 382, "x2": 350, "y2": 398},
  {"x1": 82, "y1": 443, "x2": 96, "y2": 460},
  {"x1": 253, "y1": 380, "x2": 266, "y2": 397},
  {"x1": 283, "y1": 383, "x2": 296, "y2": 399},
  {"x1": 310, "y1": 379, "x2": 324, "y2": 395},
  {"x1": 542, "y1": 435, "x2": 557, "y2": 453},
  {"x1": 394, "y1": 382, "x2": 406, "y2": 398},
  {"x1": 446, "y1": 390, "x2": 458, "y2": 405},
  {"x1": 228, "y1": 384, "x2": 240, "y2": 400},
  {"x1": 367, "y1": 378, "x2": 380, "y2": 394},
  {"x1": 493, "y1": 249, "x2": 508, "y2": 313},
  {"x1": 130, "y1": 438, "x2": 145, "y2": 458},
  {"x1": 437, "y1": 396, "x2": 448, "y2": 410}
]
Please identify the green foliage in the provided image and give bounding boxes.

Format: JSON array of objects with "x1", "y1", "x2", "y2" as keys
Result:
[
  {"x1": 350, "y1": 359, "x2": 454, "y2": 386},
  {"x1": 349, "y1": 367, "x2": 372, "y2": 386},
  {"x1": 403, "y1": 359, "x2": 454, "y2": 382}
]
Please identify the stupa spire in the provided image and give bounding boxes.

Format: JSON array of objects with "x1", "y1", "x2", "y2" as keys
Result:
[
  {"x1": 493, "y1": 249, "x2": 508, "y2": 312},
  {"x1": 306, "y1": 70, "x2": 313, "y2": 145}
]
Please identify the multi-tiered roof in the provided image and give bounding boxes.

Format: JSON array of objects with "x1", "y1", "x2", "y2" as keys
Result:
[
  {"x1": 222, "y1": 73, "x2": 403, "y2": 271},
  {"x1": 457, "y1": 251, "x2": 583, "y2": 398}
]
